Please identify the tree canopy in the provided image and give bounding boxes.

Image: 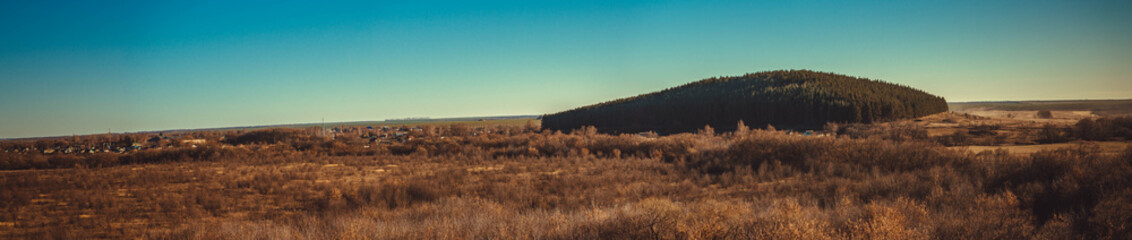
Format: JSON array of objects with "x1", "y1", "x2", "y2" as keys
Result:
[{"x1": 543, "y1": 70, "x2": 948, "y2": 134}]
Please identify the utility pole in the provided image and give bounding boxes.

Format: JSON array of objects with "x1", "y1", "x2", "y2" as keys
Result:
[{"x1": 321, "y1": 117, "x2": 326, "y2": 137}]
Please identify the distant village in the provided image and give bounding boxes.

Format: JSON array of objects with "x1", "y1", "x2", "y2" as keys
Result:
[{"x1": 0, "y1": 124, "x2": 511, "y2": 155}]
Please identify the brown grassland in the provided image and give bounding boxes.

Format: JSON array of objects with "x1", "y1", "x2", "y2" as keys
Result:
[{"x1": 2, "y1": 113, "x2": 1131, "y2": 239}]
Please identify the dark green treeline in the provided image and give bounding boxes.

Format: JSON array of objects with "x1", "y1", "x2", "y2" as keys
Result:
[{"x1": 543, "y1": 70, "x2": 948, "y2": 134}]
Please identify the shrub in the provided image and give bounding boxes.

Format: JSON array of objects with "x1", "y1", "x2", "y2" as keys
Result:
[
  {"x1": 118, "y1": 145, "x2": 240, "y2": 164},
  {"x1": 1073, "y1": 117, "x2": 1132, "y2": 141},
  {"x1": 1035, "y1": 124, "x2": 1071, "y2": 143},
  {"x1": 224, "y1": 129, "x2": 308, "y2": 145},
  {"x1": 1036, "y1": 110, "x2": 1053, "y2": 119}
]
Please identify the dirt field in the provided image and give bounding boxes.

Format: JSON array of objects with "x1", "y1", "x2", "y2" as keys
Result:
[
  {"x1": 949, "y1": 141, "x2": 1132, "y2": 156},
  {"x1": 861, "y1": 106, "x2": 1130, "y2": 155},
  {"x1": 905, "y1": 111, "x2": 1049, "y2": 138},
  {"x1": 949, "y1": 109, "x2": 1093, "y2": 125},
  {"x1": 949, "y1": 100, "x2": 1132, "y2": 117}
]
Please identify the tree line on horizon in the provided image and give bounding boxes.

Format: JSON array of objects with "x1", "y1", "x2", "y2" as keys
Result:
[{"x1": 543, "y1": 70, "x2": 949, "y2": 134}]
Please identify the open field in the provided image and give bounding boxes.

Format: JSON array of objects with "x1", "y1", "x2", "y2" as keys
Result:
[
  {"x1": 950, "y1": 99, "x2": 1132, "y2": 118},
  {"x1": 950, "y1": 141, "x2": 1132, "y2": 156},
  {"x1": 844, "y1": 99, "x2": 1132, "y2": 155},
  {"x1": 2, "y1": 118, "x2": 1131, "y2": 239}
]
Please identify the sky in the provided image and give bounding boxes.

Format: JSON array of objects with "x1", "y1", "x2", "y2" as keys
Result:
[{"x1": 1, "y1": 0, "x2": 1130, "y2": 138}]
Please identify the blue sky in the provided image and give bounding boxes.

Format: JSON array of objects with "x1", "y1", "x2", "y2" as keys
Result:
[{"x1": 2, "y1": 0, "x2": 1130, "y2": 138}]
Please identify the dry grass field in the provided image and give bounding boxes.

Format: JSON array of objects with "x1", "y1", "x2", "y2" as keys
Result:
[
  {"x1": 951, "y1": 141, "x2": 1130, "y2": 156},
  {"x1": 858, "y1": 109, "x2": 1131, "y2": 156},
  {"x1": 2, "y1": 113, "x2": 1131, "y2": 239},
  {"x1": 950, "y1": 100, "x2": 1132, "y2": 117}
]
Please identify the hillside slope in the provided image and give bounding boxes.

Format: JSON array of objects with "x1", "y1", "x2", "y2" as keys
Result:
[{"x1": 543, "y1": 70, "x2": 948, "y2": 133}]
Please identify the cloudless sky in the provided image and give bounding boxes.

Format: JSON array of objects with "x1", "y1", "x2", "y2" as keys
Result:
[{"x1": 2, "y1": 0, "x2": 1130, "y2": 138}]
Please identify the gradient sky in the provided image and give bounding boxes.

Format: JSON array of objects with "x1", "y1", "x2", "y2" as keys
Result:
[{"x1": 2, "y1": 0, "x2": 1130, "y2": 138}]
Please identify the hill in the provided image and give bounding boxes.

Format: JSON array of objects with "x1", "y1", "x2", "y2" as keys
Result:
[{"x1": 543, "y1": 70, "x2": 948, "y2": 133}]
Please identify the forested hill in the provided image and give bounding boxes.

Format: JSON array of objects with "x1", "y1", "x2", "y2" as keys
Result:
[{"x1": 542, "y1": 70, "x2": 948, "y2": 134}]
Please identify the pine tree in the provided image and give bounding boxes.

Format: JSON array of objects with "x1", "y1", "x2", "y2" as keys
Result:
[{"x1": 543, "y1": 70, "x2": 948, "y2": 134}]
